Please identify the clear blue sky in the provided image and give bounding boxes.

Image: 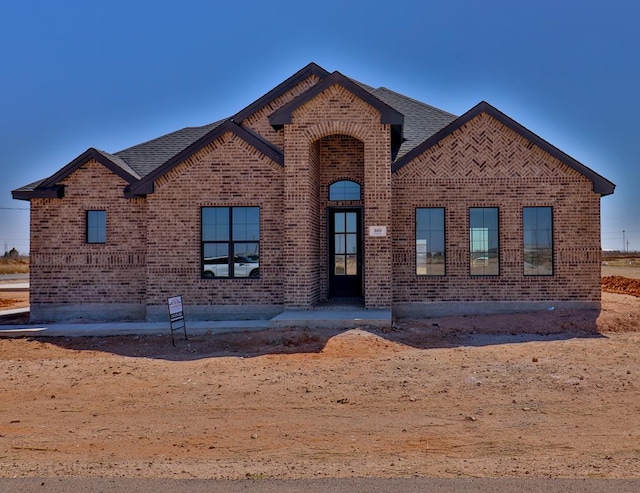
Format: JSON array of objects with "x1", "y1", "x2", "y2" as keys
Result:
[{"x1": 2, "y1": 0, "x2": 638, "y2": 253}]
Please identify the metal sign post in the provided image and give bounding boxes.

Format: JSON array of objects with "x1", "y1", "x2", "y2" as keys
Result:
[{"x1": 167, "y1": 295, "x2": 187, "y2": 346}]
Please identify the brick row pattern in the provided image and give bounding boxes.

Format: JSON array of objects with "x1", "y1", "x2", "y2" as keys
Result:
[
  {"x1": 29, "y1": 160, "x2": 147, "y2": 304},
  {"x1": 392, "y1": 114, "x2": 601, "y2": 303},
  {"x1": 145, "y1": 132, "x2": 285, "y2": 308},
  {"x1": 242, "y1": 75, "x2": 321, "y2": 150},
  {"x1": 282, "y1": 84, "x2": 392, "y2": 308}
]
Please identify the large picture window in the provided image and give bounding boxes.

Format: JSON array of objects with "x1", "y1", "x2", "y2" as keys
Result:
[
  {"x1": 86, "y1": 210, "x2": 106, "y2": 244},
  {"x1": 416, "y1": 208, "x2": 445, "y2": 276},
  {"x1": 201, "y1": 207, "x2": 260, "y2": 279},
  {"x1": 470, "y1": 207, "x2": 499, "y2": 276},
  {"x1": 523, "y1": 207, "x2": 553, "y2": 276}
]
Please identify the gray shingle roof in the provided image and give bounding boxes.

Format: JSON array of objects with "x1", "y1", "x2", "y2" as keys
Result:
[
  {"x1": 112, "y1": 78, "x2": 457, "y2": 178},
  {"x1": 368, "y1": 87, "x2": 458, "y2": 159},
  {"x1": 12, "y1": 63, "x2": 613, "y2": 200},
  {"x1": 114, "y1": 120, "x2": 224, "y2": 178}
]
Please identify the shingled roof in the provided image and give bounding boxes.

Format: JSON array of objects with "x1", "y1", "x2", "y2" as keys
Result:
[{"x1": 12, "y1": 62, "x2": 614, "y2": 199}]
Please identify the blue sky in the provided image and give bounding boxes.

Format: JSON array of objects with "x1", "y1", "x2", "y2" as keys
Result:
[{"x1": 1, "y1": 0, "x2": 638, "y2": 253}]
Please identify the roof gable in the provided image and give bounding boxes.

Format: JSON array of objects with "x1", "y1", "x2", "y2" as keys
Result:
[
  {"x1": 268, "y1": 71, "x2": 405, "y2": 127},
  {"x1": 392, "y1": 101, "x2": 615, "y2": 196},
  {"x1": 12, "y1": 148, "x2": 141, "y2": 200},
  {"x1": 128, "y1": 120, "x2": 284, "y2": 196},
  {"x1": 41, "y1": 147, "x2": 141, "y2": 188},
  {"x1": 232, "y1": 62, "x2": 330, "y2": 124}
]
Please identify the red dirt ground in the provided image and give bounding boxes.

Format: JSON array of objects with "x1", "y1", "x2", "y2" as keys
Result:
[
  {"x1": 1, "y1": 285, "x2": 639, "y2": 479},
  {"x1": 602, "y1": 275, "x2": 640, "y2": 298}
]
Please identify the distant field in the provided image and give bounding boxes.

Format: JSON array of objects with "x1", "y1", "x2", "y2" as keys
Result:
[
  {"x1": 0, "y1": 259, "x2": 29, "y2": 275},
  {"x1": 601, "y1": 255, "x2": 640, "y2": 279}
]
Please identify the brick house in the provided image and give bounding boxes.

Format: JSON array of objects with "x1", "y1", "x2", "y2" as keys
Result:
[{"x1": 13, "y1": 63, "x2": 614, "y2": 323}]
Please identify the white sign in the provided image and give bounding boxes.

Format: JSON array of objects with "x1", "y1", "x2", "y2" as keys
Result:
[
  {"x1": 369, "y1": 226, "x2": 387, "y2": 237},
  {"x1": 167, "y1": 295, "x2": 183, "y2": 316}
]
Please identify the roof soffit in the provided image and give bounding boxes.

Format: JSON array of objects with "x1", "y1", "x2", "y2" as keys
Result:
[{"x1": 392, "y1": 101, "x2": 615, "y2": 196}]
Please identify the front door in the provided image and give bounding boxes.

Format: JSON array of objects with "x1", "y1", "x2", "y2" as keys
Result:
[{"x1": 329, "y1": 208, "x2": 363, "y2": 298}]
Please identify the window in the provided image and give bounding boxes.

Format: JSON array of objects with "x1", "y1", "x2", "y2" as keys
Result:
[
  {"x1": 523, "y1": 207, "x2": 553, "y2": 276},
  {"x1": 470, "y1": 207, "x2": 499, "y2": 275},
  {"x1": 201, "y1": 207, "x2": 260, "y2": 279},
  {"x1": 86, "y1": 210, "x2": 106, "y2": 244},
  {"x1": 329, "y1": 180, "x2": 361, "y2": 201},
  {"x1": 416, "y1": 208, "x2": 445, "y2": 276}
]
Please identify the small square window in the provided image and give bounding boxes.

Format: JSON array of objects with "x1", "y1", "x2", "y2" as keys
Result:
[{"x1": 86, "y1": 210, "x2": 106, "y2": 244}]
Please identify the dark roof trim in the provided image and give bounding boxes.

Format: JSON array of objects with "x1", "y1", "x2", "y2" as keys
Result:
[
  {"x1": 232, "y1": 62, "x2": 331, "y2": 123},
  {"x1": 392, "y1": 101, "x2": 615, "y2": 196},
  {"x1": 128, "y1": 120, "x2": 284, "y2": 196},
  {"x1": 268, "y1": 71, "x2": 405, "y2": 127},
  {"x1": 12, "y1": 185, "x2": 64, "y2": 201},
  {"x1": 38, "y1": 147, "x2": 140, "y2": 189}
]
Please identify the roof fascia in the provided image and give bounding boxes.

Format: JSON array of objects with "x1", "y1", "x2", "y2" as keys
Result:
[
  {"x1": 39, "y1": 148, "x2": 139, "y2": 188},
  {"x1": 11, "y1": 186, "x2": 64, "y2": 201},
  {"x1": 268, "y1": 71, "x2": 405, "y2": 127},
  {"x1": 231, "y1": 62, "x2": 331, "y2": 123},
  {"x1": 128, "y1": 120, "x2": 284, "y2": 196},
  {"x1": 392, "y1": 101, "x2": 615, "y2": 196}
]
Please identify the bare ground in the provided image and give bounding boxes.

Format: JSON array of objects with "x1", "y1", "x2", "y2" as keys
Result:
[{"x1": 1, "y1": 288, "x2": 639, "y2": 480}]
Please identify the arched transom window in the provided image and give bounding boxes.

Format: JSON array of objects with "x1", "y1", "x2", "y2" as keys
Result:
[{"x1": 329, "y1": 180, "x2": 361, "y2": 201}]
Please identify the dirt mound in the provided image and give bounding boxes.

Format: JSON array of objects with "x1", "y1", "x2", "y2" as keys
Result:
[{"x1": 601, "y1": 275, "x2": 640, "y2": 298}]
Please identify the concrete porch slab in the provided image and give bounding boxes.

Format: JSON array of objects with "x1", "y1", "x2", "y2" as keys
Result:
[{"x1": 270, "y1": 309, "x2": 391, "y2": 329}]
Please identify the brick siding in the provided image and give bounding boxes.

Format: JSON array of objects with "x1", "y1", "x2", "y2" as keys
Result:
[
  {"x1": 27, "y1": 80, "x2": 605, "y2": 321},
  {"x1": 392, "y1": 113, "x2": 601, "y2": 304},
  {"x1": 30, "y1": 160, "x2": 147, "y2": 306}
]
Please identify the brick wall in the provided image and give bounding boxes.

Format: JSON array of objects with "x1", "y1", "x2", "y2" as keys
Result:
[
  {"x1": 28, "y1": 83, "x2": 605, "y2": 321},
  {"x1": 145, "y1": 131, "x2": 285, "y2": 310},
  {"x1": 281, "y1": 84, "x2": 393, "y2": 308},
  {"x1": 317, "y1": 135, "x2": 365, "y2": 298},
  {"x1": 30, "y1": 160, "x2": 147, "y2": 310},
  {"x1": 242, "y1": 75, "x2": 321, "y2": 150},
  {"x1": 392, "y1": 113, "x2": 602, "y2": 304}
]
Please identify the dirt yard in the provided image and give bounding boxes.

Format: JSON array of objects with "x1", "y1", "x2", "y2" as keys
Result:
[{"x1": 0, "y1": 283, "x2": 639, "y2": 480}]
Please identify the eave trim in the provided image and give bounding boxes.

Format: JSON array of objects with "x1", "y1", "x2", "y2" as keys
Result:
[
  {"x1": 268, "y1": 71, "x2": 405, "y2": 127},
  {"x1": 232, "y1": 62, "x2": 331, "y2": 123},
  {"x1": 392, "y1": 101, "x2": 615, "y2": 196}
]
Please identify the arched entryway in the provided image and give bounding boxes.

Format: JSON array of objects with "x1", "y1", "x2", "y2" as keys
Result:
[{"x1": 315, "y1": 134, "x2": 365, "y2": 301}]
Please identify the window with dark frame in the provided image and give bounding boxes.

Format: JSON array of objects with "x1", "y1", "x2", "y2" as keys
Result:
[
  {"x1": 86, "y1": 210, "x2": 106, "y2": 244},
  {"x1": 469, "y1": 207, "x2": 499, "y2": 276},
  {"x1": 201, "y1": 207, "x2": 260, "y2": 279},
  {"x1": 523, "y1": 207, "x2": 553, "y2": 276},
  {"x1": 329, "y1": 180, "x2": 361, "y2": 201},
  {"x1": 416, "y1": 208, "x2": 445, "y2": 276}
]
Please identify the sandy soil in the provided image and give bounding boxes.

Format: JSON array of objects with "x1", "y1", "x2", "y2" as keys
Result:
[
  {"x1": 1, "y1": 286, "x2": 639, "y2": 480},
  {"x1": 0, "y1": 290, "x2": 28, "y2": 310}
]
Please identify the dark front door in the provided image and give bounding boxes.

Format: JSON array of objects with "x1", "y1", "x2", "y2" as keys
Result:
[{"x1": 329, "y1": 208, "x2": 363, "y2": 298}]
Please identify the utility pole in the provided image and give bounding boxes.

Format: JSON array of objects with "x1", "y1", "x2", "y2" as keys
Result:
[{"x1": 623, "y1": 230, "x2": 626, "y2": 252}]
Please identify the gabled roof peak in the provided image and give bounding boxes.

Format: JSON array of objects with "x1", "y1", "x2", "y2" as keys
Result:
[
  {"x1": 392, "y1": 101, "x2": 615, "y2": 196},
  {"x1": 232, "y1": 62, "x2": 331, "y2": 124},
  {"x1": 268, "y1": 71, "x2": 404, "y2": 127}
]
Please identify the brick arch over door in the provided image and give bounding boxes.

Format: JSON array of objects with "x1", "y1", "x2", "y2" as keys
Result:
[{"x1": 302, "y1": 121, "x2": 372, "y2": 145}]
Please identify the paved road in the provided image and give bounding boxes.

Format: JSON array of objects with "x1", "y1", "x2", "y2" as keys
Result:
[
  {"x1": 0, "y1": 273, "x2": 28, "y2": 282},
  {"x1": 3, "y1": 477, "x2": 640, "y2": 492}
]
